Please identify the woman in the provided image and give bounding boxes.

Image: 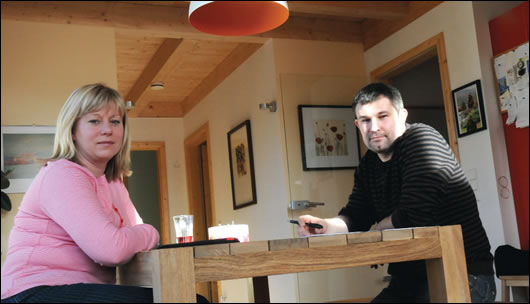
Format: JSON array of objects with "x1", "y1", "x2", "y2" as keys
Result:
[{"x1": 1, "y1": 84, "x2": 205, "y2": 303}]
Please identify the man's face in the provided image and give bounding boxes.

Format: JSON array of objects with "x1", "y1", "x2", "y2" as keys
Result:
[{"x1": 354, "y1": 97, "x2": 408, "y2": 160}]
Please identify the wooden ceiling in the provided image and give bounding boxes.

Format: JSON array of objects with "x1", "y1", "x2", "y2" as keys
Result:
[{"x1": 1, "y1": 1, "x2": 442, "y2": 117}]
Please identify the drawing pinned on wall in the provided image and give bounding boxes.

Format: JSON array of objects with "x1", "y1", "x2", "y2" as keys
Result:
[{"x1": 493, "y1": 41, "x2": 529, "y2": 128}]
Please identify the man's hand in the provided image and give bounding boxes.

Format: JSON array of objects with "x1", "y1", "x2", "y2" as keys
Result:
[
  {"x1": 297, "y1": 215, "x2": 327, "y2": 236},
  {"x1": 297, "y1": 216, "x2": 349, "y2": 236}
]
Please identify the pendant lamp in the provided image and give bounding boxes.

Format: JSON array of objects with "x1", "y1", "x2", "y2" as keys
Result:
[{"x1": 188, "y1": 1, "x2": 289, "y2": 36}]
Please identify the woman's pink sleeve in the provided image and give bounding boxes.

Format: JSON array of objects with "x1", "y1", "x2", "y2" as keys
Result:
[{"x1": 39, "y1": 166, "x2": 160, "y2": 266}]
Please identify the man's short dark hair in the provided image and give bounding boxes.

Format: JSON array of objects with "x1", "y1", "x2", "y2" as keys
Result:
[{"x1": 352, "y1": 83, "x2": 404, "y2": 118}]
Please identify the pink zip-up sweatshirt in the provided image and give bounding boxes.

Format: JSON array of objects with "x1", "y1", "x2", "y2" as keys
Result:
[{"x1": 1, "y1": 159, "x2": 160, "y2": 299}]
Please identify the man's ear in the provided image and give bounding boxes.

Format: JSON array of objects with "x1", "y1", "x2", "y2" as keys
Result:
[
  {"x1": 354, "y1": 119, "x2": 360, "y2": 128},
  {"x1": 399, "y1": 109, "x2": 408, "y2": 123}
]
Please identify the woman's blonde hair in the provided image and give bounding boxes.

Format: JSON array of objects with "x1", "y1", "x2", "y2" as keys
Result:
[{"x1": 49, "y1": 83, "x2": 131, "y2": 181}]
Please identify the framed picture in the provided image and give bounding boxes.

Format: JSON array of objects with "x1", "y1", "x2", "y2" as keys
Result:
[
  {"x1": 298, "y1": 105, "x2": 360, "y2": 171},
  {"x1": 451, "y1": 80, "x2": 487, "y2": 138},
  {"x1": 227, "y1": 120, "x2": 257, "y2": 210},
  {"x1": 1, "y1": 126, "x2": 56, "y2": 193}
]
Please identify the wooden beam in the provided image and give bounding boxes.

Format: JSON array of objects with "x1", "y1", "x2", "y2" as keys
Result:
[
  {"x1": 181, "y1": 43, "x2": 263, "y2": 115},
  {"x1": 362, "y1": 1, "x2": 443, "y2": 50},
  {"x1": 288, "y1": 1, "x2": 408, "y2": 20},
  {"x1": 126, "y1": 38, "x2": 182, "y2": 117},
  {"x1": 0, "y1": 1, "x2": 363, "y2": 43},
  {"x1": 257, "y1": 14, "x2": 362, "y2": 42},
  {"x1": 136, "y1": 102, "x2": 183, "y2": 118}
]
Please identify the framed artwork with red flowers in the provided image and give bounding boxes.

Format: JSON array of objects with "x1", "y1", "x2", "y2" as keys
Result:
[{"x1": 298, "y1": 105, "x2": 360, "y2": 171}]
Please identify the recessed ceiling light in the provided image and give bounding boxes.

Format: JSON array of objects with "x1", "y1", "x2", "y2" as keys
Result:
[{"x1": 151, "y1": 82, "x2": 165, "y2": 90}]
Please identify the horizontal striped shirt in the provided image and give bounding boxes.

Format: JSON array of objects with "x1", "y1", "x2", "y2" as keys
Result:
[{"x1": 339, "y1": 123, "x2": 494, "y2": 275}]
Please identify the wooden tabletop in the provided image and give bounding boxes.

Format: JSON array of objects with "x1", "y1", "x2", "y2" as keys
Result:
[{"x1": 118, "y1": 225, "x2": 470, "y2": 303}]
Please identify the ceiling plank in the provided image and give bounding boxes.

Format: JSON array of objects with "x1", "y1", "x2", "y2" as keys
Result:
[
  {"x1": 0, "y1": 1, "x2": 362, "y2": 43},
  {"x1": 256, "y1": 14, "x2": 362, "y2": 42},
  {"x1": 181, "y1": 43, "x2": 263, "y2": 115},
  {"x1": 362, "y1": 1, "x2": 443, "y2": 50},
  {"x1": 137, "y1": 102, "x2": 183, "y2": 118},
  {"x1": 126, "y1": 38, "x2": 182, "y2": 117},
  {"x1": 288, "y1": 1, "x2": 408, "y2": 20}
]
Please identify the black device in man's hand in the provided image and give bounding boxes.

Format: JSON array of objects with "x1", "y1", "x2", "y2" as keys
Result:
[{"x1": 289, "y1": 220, "x2": 323, "y2": 229}]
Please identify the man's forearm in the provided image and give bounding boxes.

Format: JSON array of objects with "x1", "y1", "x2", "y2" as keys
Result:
[
  {"x1": 325, "y1": 217, "x2": 349, "y2": 234},
  {"x1": 374, "y1": 215, "x2": 394, "y2": 231}
]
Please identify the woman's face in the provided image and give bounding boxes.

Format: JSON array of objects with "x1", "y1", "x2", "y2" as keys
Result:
[{"x1": 72, "y1": 103, "x2": 124, "y2": 174}]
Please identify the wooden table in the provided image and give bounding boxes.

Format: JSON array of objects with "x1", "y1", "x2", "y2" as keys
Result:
[{"x1": 118, "y1": 225, "x2": 471, "y2": 302}]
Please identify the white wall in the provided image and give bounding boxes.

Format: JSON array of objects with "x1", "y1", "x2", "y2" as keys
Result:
[
  {"x1": 1, "y1": 20, "x2": 118, "y2": 265},
  {"x1": 182, "y1": 40, "x2": 295, "y2": 303},
  {"x1": 471, "y1": 0, "x2": 524, "y2": 248},
  {"x1": 364, "y1": 2, "x2": 524, "y2": 300}
]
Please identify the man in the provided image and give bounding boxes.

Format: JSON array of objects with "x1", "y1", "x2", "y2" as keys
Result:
[{"x1": 298, "y1": 83, "x2": 496, "y2": 303}]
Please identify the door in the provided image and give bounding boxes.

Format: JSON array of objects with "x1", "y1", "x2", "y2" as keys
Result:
[
  {"x1": 370, "y1": 32, "x2": 459, "y2": 160},
  {"x1": 280, "y1": 74, "x2": 389, "y2": 303},
  {"x1": 126, "y1": 141, "x2": 170, "y2": 244},
  {"x1": 128, "y1": 150, "x2": 161, "y2": 234},
  {"x1": 184, "y1": 123, "x2": 218, "y2": 303}
]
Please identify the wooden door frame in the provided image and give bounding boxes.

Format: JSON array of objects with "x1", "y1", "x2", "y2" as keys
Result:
[
  {"x1": 370, "y1": 32, "x2": 460, "y2": 161},
  {"x1": 184, "y1": 122, "x2": 219, "y2": 302},
  {"x1": 131, "y1": 141, "x2": 170, "y2": 245},
  {"x1": 184, "y1": 122, "x2": 216, "y2": 226}
]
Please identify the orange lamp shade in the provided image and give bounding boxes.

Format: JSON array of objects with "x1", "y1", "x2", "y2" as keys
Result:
[{"x1": 188, "y1": 1, "x2": 289, "y2": 36}]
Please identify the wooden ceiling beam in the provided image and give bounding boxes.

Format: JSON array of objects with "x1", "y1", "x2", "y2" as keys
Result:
[
  {"x1": 288, "y1": 1, "x2": 408, "y2": 20},
  {"x1": 1, "y1": 1, "x2": 362, "y2": 43},
  {"x1": 137, "y1": 102, "x2": 183, "y2": 118},
  {"x1": 126, "y1": 38, "x2": 182, "y2": 117},
  {"x1": 181, "y1": 43, "x2": 263, "y2": 116},
  {"x1": 256, "y1": 14, "x2": 362, "y2": 42}
]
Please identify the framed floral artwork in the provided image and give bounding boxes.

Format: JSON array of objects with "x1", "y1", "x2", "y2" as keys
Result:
[
  {"x1": 227, "y1": 120, "x2": 257, "y2": 210},
  {"x1": 298, "y1": 105, "x2": 360, "y2": 171}
]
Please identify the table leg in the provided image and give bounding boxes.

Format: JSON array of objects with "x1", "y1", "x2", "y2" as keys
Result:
[
  {"x1": 152, "y1": 247, "x2": 196, "y2": 303},
  {"x1": 252, "y1": 276, "x2": 270, "y2": 303},
  {"x1": 501, "y1": 279, "x2": 509, "y2": 302},
  {"x1": 426, "y1": 225, "x2": 471, "y2": 302}
]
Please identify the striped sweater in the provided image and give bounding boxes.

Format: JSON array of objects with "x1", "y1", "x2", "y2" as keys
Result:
[{"x1": 338, "y1": 123, "x2": 494, "y2": 275}]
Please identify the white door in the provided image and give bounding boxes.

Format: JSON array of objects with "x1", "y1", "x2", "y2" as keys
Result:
[{"x1": 280, "y1": 74, "x2": 388, "y2": 303}]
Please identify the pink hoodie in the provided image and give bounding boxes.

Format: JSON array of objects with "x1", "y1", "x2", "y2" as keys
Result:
[{"x1": 1, "y1": 159, "x2": 159, "y2": 299}]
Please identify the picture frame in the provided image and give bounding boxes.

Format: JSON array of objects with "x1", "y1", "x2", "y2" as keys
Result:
[
  {"x1": 1, "y1": 126, "x2": 56, "y2": 193},
  {"x1": 451, "y1": 80, "x2": 488, "y2": 138},
  {"x1": 227, "y1": 120, "x2": 257, "y2": 210},
  {"x1": 298, "y1": 105, "x2": 360, "y2": 171}
]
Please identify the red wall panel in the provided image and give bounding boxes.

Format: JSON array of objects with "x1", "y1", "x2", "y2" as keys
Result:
[
  {"x1": 501, "y1": 113, "x2": 529, "y2": 250},
  {"x1": 489, "y1": 1, "x2": 529, "y2": 250}
]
